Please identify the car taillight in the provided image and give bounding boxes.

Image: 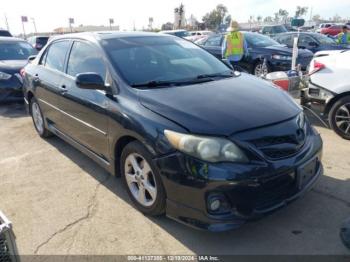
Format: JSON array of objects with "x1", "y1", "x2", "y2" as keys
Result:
[
  {"x1": 309, "y1": 60, "x2": 325, "y2": 75},
  {"x1": 20, "y1": 68, "x2": 26, "y2": 78}
]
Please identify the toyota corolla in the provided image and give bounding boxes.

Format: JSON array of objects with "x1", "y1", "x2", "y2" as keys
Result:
[{"x1": 22, "y1": 32, "x2": 323, "y2": 231}]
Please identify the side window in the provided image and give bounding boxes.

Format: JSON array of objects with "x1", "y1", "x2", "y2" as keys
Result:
[
  {"x1": 44, "y1": 41, "x2": 71, "y2": 72},
  {"x1": 299, "y1": 35, "x2": 314, "y2": 47},
  {"x1": 204, "y1": 35, "x2": 222, "y2": 47},
  {"x1": 67, "y1": 41, "x2": 107, "y2": 80},
  {"x1": 279, "y1": 35, "x2": 293, "y2": 46}
]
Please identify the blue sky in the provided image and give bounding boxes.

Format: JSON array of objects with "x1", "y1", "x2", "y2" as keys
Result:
[{"x1": 0, "y1": 0, "x2": 349, "y2": 34}]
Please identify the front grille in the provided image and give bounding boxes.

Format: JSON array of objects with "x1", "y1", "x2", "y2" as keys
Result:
[
  {"x1": 0, "y1": 235, "x2": 11, "y2": 262},
  {"x1": 250, "y1": 134, "x2": 305, "y2": 160}
]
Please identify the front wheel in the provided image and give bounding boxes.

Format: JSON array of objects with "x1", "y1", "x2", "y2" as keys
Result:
[
  {"x1": 253, "y1": 60, "x2": 270, "y2": 77},
  {"x1": 328, "y1": 96, "x2": 350, "y2": 140},
  {"x1": 120, "y1": 141, "x2": 166, "y2": 216},
  {"x1": 30, "y1": 98, "x2": 52, "y2": 138}
]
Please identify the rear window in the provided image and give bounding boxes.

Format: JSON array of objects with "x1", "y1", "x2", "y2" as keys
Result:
[
  {"x1": 0, "y1": 41, "x2": 36, "y2": 60},
  {"x1": 0, "y1": 30, "x2": 12, "y2": 37}
]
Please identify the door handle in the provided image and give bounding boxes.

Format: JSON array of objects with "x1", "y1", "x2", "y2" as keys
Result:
[
  {"x1": 33, "y1": 74, "x2": 40, "y2": 83},
  {"x1": 59, "y1": 84, "x2": 67, "y2": 94}
]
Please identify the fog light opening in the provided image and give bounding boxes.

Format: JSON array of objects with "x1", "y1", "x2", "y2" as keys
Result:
[{"x1": 207, "y1": 193, "x2": 231, "y2": 215}]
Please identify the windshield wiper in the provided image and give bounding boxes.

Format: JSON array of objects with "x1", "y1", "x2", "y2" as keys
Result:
[
  {"x1": 130, "y1": 78, "x2": 215, "y2": 88},
  {"x1": 196, "y1": 71, "x2": 235, "y2": 79}
]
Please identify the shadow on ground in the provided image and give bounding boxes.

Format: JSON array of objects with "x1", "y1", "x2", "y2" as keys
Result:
[{"x1": 0, "y1": 102, "x2": 27, "y2": 118}]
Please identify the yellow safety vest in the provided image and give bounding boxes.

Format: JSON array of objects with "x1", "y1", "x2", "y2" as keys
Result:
[
  {"x1": 337, "y1": 32, "x2": 350, "y2": 44},
  {"x1": 225, "y1": 32, "x2": 244, "y2": 57}
]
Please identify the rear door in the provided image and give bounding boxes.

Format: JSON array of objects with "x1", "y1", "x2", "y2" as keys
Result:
[
  {"x1": 203, "y1": 35, "x2": 223, "y2": 58},
  {"x1": 57, "y1": 40, "x2": 110, "y2": 160},
  {"x1": 33, "y1": 40, "x2": 71, "y2": 128}
]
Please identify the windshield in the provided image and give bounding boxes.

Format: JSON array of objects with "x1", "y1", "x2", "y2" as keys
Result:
[
  {"x1": 312, "y1": 34, "x2": 336, "y2": 45},
  {"x1": 102, "y1": 36, "x2": 231, "y2": 87},
  {"x1": 273, "y1": 25, "x2": 287, "y2": 33},
  {"x1": 244, "y1": 33, "x2": 280, "y2": 47},
  {"x1": 175, "y1": 31, "x2": 190, "y2": 37},
  {"x1": 0, "y1": 41, "x2": 37, "y2": 60},
  {"x1": 36, "y1": 37, "x2": 49, "y2": 45}
]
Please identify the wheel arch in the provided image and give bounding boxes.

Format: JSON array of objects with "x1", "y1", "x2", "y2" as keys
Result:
[
  {"x1": 324, "y1": 92, "x2": 350, "y2": 116},
  {"x1": 27, "y1": 91, "x2": 34, "y2": 114},
  {"x1": 113, "y1": 135, "x2": 137, "y2": 177}
]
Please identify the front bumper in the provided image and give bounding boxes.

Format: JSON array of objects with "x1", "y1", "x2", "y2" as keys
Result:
[
  {"x1": 0, "y1": 74, "x2": 24, "y2": 103},
  {"x1": 154, "y1": 130, "x2": 323, "y2": 231}
]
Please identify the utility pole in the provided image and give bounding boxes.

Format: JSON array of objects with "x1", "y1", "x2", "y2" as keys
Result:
[
  {"x1": 109, "y1": 18, "x2": 114, "y2": 30},
  {"x1": 31, "y1": 17, "x2": 37, "y2": 34},
  {"x1": 21, "y1": 16, "x2": 28, "y2": 39},
  {"x1": 4, "y1": 13, "x2": 9, "y2": 31},
  {"x1": 68, "y1": 18, "x2": 74, "y2": 33}
]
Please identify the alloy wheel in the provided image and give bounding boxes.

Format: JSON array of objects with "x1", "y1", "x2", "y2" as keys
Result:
[
  {"x1": 32, "y1": 102, "x2": 44, "y2": 135},
  {"x1": 335, "y1": 103, "x2": 350, "y2": 135},
  {"x1": 124, "y1": 153, "x2": 157, "y2": 207},
  {"x1": 254, "y1": 63, "x2": 269, "y2": 77}
]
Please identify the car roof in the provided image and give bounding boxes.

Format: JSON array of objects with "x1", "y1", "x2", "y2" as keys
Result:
[
  {"x1": 50, "y1": 31, "x2": 169, "y2": 43},
  {"x1": 159, "y1": 29, "x2": 186, "y2": 33},
  {"x1": 0, "y1": 36, "x2": 27, "y2": 42}
]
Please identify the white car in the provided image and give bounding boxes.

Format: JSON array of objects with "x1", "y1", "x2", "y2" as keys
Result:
[
  {"x1": 184, "y1": 31, "x2": 213, "y2": 42},
  {"x1": 302, "y1": 49, "x2": 350, "y2": 139}
]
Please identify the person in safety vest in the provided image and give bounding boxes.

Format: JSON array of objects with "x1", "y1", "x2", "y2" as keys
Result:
[
  {"x1": 222, "y1": 20, "x2": 248, "y2": 68},
  {"x1": 337, "y1": 26, "x2": 350, "y2": 44}
]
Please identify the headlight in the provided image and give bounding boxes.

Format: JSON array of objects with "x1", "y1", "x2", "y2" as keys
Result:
[
  {"x1": 0, "y1": 71, "x2": 11, "y2": 80},
  {"x1": 272, "y1": 54, "x2": 292, "y2": 61},
  {"x1": 164, "y1": 130, "x2": 248, "y2": 163}
]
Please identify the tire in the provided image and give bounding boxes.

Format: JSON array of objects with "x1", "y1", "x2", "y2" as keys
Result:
[
  {"x1": 120, "y1": 141, "x2": 166, "y2": 216},
  {"x1": 30, "y1": 97, "x2": 52, "y2": 138},
  {"x1": 253, "y1": 60, "x2": 270, "y2": 77},
  {"x1": 328, "y1": 96, "x2": 350, "y2": 140}
]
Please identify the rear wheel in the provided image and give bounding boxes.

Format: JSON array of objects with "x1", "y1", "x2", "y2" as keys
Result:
[
  {"x1": 329, "y1": 96, "x2": 350, "y2": 140},
  {"x1": 30, "y1": 98, "x2": 52, "y2": 138},
  {"x1": 120, "y1": 141, "x2": 166, "y2": 216}
]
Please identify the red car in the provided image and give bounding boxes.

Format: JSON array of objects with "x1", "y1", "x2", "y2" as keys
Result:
[{"x1": 320, "y1": 25, "x2": 345, "y2": 36}]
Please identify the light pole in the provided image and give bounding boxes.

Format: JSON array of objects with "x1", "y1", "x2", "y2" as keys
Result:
[
  {"x1": 68, "y1": 18, "x2": 74, "y2": 33},
  {"x1": 21, "y1": 16, "x2": 28, "y2": 39},
  {"x1": 31, "y1": 17, "x2": 37, "y2": 34},
  {"x1": 109, "y1": 18, "x2": 114, "y2": 30},
  {"x1": 4, "y1": 13, "x2": 10, "y2": 31}
]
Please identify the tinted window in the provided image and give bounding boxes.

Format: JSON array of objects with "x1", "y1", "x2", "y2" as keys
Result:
[
  {"x1": 244, "y1": 32, "x2": 280, "y2": 47},
  {"x1": 204, "y1": 35, "x2": 222, "y2": 46},
  {"x1": 299, "y1": 35, "x2": 315, "y2": 47},
  {"x1": 36, "y1": 37, "x2": 49, "y2": 45},
  {"x1": 312, "y1": 33, "x2": 336, "y2": 45},
  {"x1": 67, "y1": 41, "x2": 106, "y2": 79},
  {"x1": 103, "y1": 36, "x2": 230, "y2": 86},
  {"x1": 0, "y1": 41, "x2": 36, "y2": 60},
  {"x1": 44, "y1": 41, "x2": 70, "y2": 72},
  {"x1": 0, "y1": 30, "x2": 12, "y2": 37},
  {"x1": 272, "y1": 25, "x2": 287, "y2": 34},
  {"x1": 276, "y1": 34, "x2": 293, "y2": 46}
]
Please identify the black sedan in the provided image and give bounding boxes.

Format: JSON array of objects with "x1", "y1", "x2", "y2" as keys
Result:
[
  {"x1": 23, "y1": 32, "x2": 322, "y2": 231},
  {"x1": 198, "y1": 32, "x2": 314, "y2": 76},
  {"x1": 0, "y1": 37, "x2": 37, "y2": 102},
  {"x1": 274, "y1": 32, "x2": 350, "y2": 53}
]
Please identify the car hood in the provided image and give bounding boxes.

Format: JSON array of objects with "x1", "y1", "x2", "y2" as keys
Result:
[
  {"x1": 259, "y1": 45, "x2": 313, "y2": 56},
  {"x1": 138, "y1": 74, "x2": 301, "y2": 136},
  {"x1": 0, "y1": 60, "x2": 27, "y2": 73}
]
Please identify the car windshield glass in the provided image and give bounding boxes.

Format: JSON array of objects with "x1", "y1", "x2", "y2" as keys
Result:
[
  {"x1": 244, "y1": 33, "x2": 280, "y2": 47},
  {"x1": 312, "y1": 34, "x2": 336, "y2": 45},
  {"x1": 36, "y1": 37, "x2": 49, "y2": 45},
  {"x1": 103, "y1": 36, "x2": 232, "y2": 87},
  {"x1": 273, "y1": 25, "x2": 287, "y2": 33},
  {"x1": 176, "y1": 31, "x2": 190, "y2": 37},
  {"x1": 0, "y1": 41, "x2": 37, "y2": 60}
]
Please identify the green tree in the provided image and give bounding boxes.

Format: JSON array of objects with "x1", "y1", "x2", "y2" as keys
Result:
[
  {"x1": 202, "y1": 4, "x2": 228, "y2": 30},
  {"x1": 295, "y1": 6, "x2": 308, "y2": 18},
  {"x1": 264, "y1": 16, "x2": 273, "y2": 23},
  {"x1": 278, "y1": 9, "x2": 289, "y2": 24},
  {"x1": 257, "y1": 15, "x2": 263, "y2": 24}
]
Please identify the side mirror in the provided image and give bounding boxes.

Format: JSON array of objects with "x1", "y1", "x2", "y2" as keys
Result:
[
  {"x1": 76, "y1": 73, "x2": 105, "y2": 90},
  {"x1": 308, "y1": 42, "x2": 318, "y2": 47}
]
